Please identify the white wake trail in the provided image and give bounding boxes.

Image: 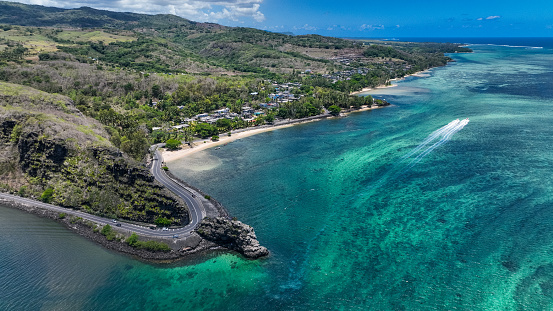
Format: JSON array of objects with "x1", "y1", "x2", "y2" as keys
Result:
[
  {"x1": 407, "y1": 118, "x2": 469, "y2": 168},
  {"x1": 372, "y1": 118, "x2": 470, "y2": 187},
  {"x1": 401, "y1": 119, "x2": 460, "y2": 160}
]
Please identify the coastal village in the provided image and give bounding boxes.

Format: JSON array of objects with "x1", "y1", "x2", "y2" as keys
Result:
[
  {"x1": 151, "y1": 81, "x2": 305, "y2": 132},
  {"x1": 151, "y1": 77, "x2": 388, "y2": 137}
]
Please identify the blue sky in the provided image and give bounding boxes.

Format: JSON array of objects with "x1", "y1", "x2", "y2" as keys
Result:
[{"x1": 12, "y1": 0, "x2": 553, "y2": 37}]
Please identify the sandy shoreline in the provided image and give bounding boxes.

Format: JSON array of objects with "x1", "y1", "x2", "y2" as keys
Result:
[
  {"x1": 350, "y1": 69, "x2": 431, "y2": 95},
  {"x1": 350, "y1": 84, "x2": 398, "y2": 95},
  {"x1": 162, "y1": 70, "x2": 434, "y2": 162},
  {"x1": 163, "y1": 123, "x2": 296, "y2": 162},
  {"x1": 162, "y1": 106, "x2": 384, "y2": 162}
]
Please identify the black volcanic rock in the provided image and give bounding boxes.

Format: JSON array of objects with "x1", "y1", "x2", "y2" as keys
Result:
[{"x1": 196, "y1": 217, "x2": 269, "y2": 259}]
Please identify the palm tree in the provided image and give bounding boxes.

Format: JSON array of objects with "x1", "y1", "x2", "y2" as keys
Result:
[{"x1": 182, "y1": 124, "x2": 194, "y2": 146}]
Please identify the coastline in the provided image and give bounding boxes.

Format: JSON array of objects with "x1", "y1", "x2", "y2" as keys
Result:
[
  {"x1": 0, "y1": 160, "x2": 267, "y2": 262},
  {"x1": 162, "y1": 105, "x2": 385, "y2": 162},
  {"x1": 350, "y1": 69, "x2": 432, "y2": 95},
  {"x1": 163, "y1": 68, "x2": 439, "y2": 163},
  {"x1": 350, "y1": 83, "x2": 398, "y2": 95},
  {"x1": 0, "y1": 196, "x2": 220, "y2": 262}
]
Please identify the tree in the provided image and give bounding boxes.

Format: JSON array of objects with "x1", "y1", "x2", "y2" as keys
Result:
[
  {"x1": 151, "y1": 84, "x2": 162, "y2": 99},
  {"x1": 195, "y1": 123, "x2": 218, "y2": 138},
  {"x1": 328, "y1": 105, "x2": 341, "y2": 116},
  {"x1": 216, "y1": 118, "x2": 232, "y2": 131},
  {"x1": 182, "y1": 126, "x2": 193, "y2": 145},
  {"x1": 165, "y1": 138, "x2": 181, "y2": 150},
  {"x1": 265, "y1": 113, "x2": 275, "y2": 124}
]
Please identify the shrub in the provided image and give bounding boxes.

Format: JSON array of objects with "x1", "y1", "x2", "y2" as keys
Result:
[
  {"x1": 211, "y1": 135, "x2": 219, "y2": 141},
  {"x1": 58, "y1": 213, "x2": 66, "y2": 219},
  {"x1": 126, "y1": 233, "x2": 139, "y2": 247},
  {"x1": 101, "y1": 224, "x2": 117, "y2": 241},
  {"x1": 162, "y1": 166, "x2": 169, "y2": 171},
  {"x1": 328, "y1": 105, "x2": 341, "y2": 116},
  {"x1": 40, "y1": 187, "x2": 54, "y2": 203},
  {"x1": 139, "y1": 240, "x2": 171, "y2": 252},
  {"x1": 154, "y1": 217, "x2": 171, "y2": 227},
  {"x1": 204, "y1": 195, "x2": 211, "y2": 200},
  {"x1": 126, "y1": 233, "x2": 170, "y2": 252}
]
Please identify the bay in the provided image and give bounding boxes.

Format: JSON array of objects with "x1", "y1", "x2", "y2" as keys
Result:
[{"x1": 3, "y1": 40, "x2": 553, "y2": 310}]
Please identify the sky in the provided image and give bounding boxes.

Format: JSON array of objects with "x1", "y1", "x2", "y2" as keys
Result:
[{"x1": 11, "y1": 0, "x2": 553, "y2": 37}]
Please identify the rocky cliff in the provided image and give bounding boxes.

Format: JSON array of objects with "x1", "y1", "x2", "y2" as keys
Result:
[
  {"x1": 0, "y1": 81, "x2": 188, "y2": 225},
  {"x1": 196, "y1": 217, "x2": 269, "y2": 259}
]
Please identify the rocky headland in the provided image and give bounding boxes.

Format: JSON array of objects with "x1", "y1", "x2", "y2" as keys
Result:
[{"x1": 196, "y1": 217, "x2": 269, "y2": 259}]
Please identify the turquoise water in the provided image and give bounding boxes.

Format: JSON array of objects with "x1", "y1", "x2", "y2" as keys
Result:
[{"x1": 4, "y1": 42, "x2": 553, "y2": 310}]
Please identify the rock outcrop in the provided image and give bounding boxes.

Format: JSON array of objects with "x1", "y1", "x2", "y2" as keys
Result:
[{"x1": 196, "y1": 217, "x2": 269, "y2": 259}]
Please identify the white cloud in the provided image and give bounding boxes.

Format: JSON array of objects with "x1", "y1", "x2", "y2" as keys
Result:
[
  {"x1": 15, "y1": 0, "x2": 265, "y2": 23},
  {"x1": 359, "y1": 24, "x2": 385, "y2": 31},
  {"x1": 293, "y1": 24, "x2": 318, "y2": 31},
  {"x1": 477, "y1": 15, "x2": 501, "y2": 21}
]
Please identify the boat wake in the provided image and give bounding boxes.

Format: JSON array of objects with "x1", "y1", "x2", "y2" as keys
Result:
[{"x1": 373, "y1": 118, "x2": 470, "y2": 186}]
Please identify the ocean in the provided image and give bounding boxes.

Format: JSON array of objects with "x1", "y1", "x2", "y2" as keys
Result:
[{"x1": 3, "y1": 38, "x2": 553, "y2": 310}]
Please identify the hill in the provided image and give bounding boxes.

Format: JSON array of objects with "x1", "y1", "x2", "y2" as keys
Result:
[
  {"x1": 0, "y1": 81, "x2": 188, "y2": 224},
  {"x1": 0, "y1": 1, "x2": 470, "y2": 76}
]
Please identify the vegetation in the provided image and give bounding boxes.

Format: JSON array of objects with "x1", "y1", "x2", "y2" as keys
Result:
[
  {"x1": 126, "y1": 232, "x2": 171, "y2": 252},
  {"x1": 101, "y1": 224, "x2": 117, "y2": 241},
  {"x1": 154, "y1": 216, "x2": 172, "y2": 227},
  {"x1": 40, "y1": 187, "x2": 54, "y2": 203},
  {"x1": 328, "y1": 105, "x2": 341, "y2": 116},
  {"x1": 165, "y1": 138, "x2": 181, "y2": 150},
  {"x1": 0, "y1": 81, "x2": 187, "y2": 224}
]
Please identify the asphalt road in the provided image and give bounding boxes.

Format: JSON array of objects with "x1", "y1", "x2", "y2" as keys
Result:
[
  {"x1": 150, "y1": 148, "x2": 206, "y2": 235},
  {"x1": 0, "y1": 146, "x2": 205, "y2": 238}
]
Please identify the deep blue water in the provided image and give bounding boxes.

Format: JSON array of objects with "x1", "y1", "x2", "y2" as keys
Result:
[
  {"x1": 3, "y1": 40, "x2": 553, "y2": 310},
  {"x1": 373, "y1": 37, "x2": 553, "y2": 48}
]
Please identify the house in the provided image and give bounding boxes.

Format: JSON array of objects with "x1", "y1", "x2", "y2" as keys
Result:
[
  {"x1": 172, "y1": 124, "x2": 189, "y2": 130},
  {"x1": 195, "y1": 113, "x2": 209, "y2": 120},
  {"x1": 241, "y1": 106, "x2": 255, "y2": 114},
  {"x1": 214, "y1": 108, "x2": 229, "y2": 115}
]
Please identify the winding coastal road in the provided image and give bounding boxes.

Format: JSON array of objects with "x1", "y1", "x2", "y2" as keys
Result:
[
  {"x1": 150, "y1": 146, "x2": 206, "y2": 234},
  {"x1": 0, "y1": 146, "x2": 206, "y2": 238}
]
